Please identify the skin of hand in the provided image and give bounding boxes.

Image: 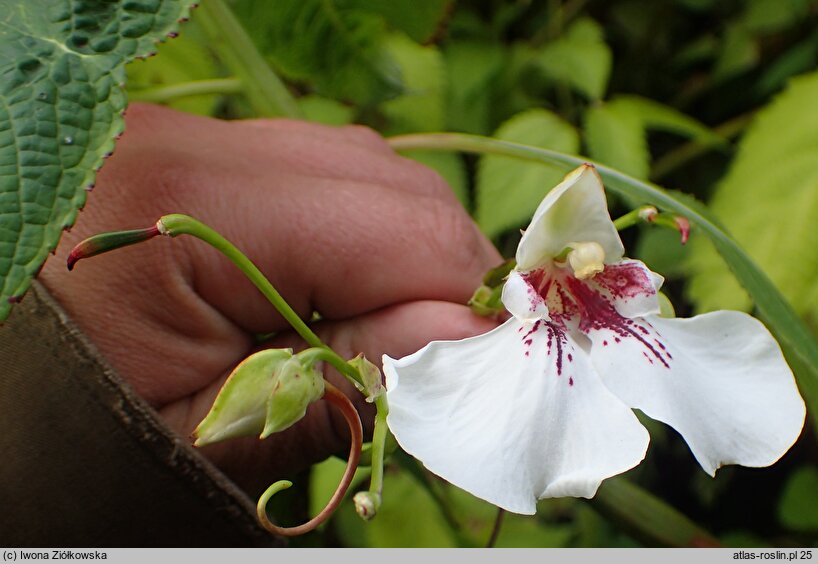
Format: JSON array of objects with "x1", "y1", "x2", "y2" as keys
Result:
[{"x1": 39, "y1": 103, "x2": 502, "y2": 496}]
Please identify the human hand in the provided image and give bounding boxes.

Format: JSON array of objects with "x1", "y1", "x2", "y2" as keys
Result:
[{"x1": 39, "y1": 103, "x2": 501, "y2": 494}]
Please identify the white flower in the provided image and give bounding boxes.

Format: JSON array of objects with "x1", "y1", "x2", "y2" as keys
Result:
[{"x1": 382, "y1": 165, "x2": 805, "y2": 515}]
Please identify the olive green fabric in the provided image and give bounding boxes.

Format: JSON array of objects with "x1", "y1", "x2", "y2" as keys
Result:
[{"x1": 0, "y1": 282, "x2": 282, "y2": 547}]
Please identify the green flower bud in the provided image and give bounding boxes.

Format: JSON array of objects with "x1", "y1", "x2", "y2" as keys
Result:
[
  {"x1": 353, "y1": 491, "x2": 381, "y2": 521},
  {"x1": 261, "y1": 357, "x2": 325, "y2": 438},
  {"x1": 193, "y1": 349, "x2": 293, "y2": 447},
  {"x1": 348, "y1": 354, "x2": 384, "y2": 402}
]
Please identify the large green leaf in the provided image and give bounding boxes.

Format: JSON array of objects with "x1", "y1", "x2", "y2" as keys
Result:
[
  {"x1": 584, "y1": 95, "x2": 724, "y2": 181},
  {"x1": 475, "y1": 109, "x2": 580, "y2": 238},
  {"x1": 389, "y1": 132, "x2": 818, "y2": 435},
  {"x1": 232, "y1": 0, "x2": 402, "y2": 105},
  {"x1": 688, "y1": 71, "x2": 818, "y2": 325},
  {"x1": 443, "y1": 40, "x2": 506, "y2": 135},
  {"x1": 380, "y1": 33, "x2": 445, "y2": 133},
  {"x1": 348, "y1": 0, "x2": 453, "y2": 44},
  {"x1": 126, "y1": 19, "x2": 218, "y2": 115},
  {"x1": 379, "y1": 34, "x2": 466, "y2": 206},
  {"x1": 584, "y1": 101, "x2": 649, "y2": 179},
  {"x1": 535, "y1": 18, "x2": 612, "y2": 101},
  {"x1": 0, "y1": 0, "x2": 196, "y2": 320}
]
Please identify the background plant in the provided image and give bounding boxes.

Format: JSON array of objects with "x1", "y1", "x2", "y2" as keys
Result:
[{"x1": 3, "y1": 0, "x2": 818, "y2": 548}]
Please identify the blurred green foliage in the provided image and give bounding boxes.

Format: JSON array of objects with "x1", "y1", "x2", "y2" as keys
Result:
[{"x1": 124, "y1": 0, "x2": 818, "y2": 548}]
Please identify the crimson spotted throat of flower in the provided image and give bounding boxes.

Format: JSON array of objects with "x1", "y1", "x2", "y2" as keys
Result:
[{"x1": 382, "y1": 164, "x2": 806, "y2": 515}]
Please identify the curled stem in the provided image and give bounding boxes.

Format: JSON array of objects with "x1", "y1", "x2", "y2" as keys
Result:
[{"x1": 256, "y1": 382, "x2": 363, "y2": 537}]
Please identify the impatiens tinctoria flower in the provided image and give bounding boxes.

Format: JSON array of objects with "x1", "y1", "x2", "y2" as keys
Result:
[{"x1": 382, "y1": 165, "x2": 805, "y2": 515}]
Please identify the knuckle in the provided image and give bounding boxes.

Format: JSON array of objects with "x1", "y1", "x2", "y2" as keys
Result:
[{"x1": 424, "y1": 197, "x2": 486, "y2": 276}]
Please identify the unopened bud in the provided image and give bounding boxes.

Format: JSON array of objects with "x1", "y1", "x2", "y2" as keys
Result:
[
  {"x1": 261, "y1": 357, "x2": 325, "y2": 438},
  {"x1": 638, "y1": 206, "x2": 658, "y2": 222},
  {"x1": 67, "y1": 225, "x2": 162, "y2": 270},
  {"x1": 193, "y1": 349, "x2": 293, "y2": 446},
  {"x1": 354, "y1": 491, "x2": 381, "y2": 521},
  {"x1": 349, "y1": 354, "x2": 385, "y2": 402},
  {"x1": 566, "y1": 241, "x2": 605, "y2": 279}
]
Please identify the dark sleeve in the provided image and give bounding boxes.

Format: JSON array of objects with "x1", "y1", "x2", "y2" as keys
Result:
[{"x1": 0, "y1": 282, "x2": 282, "y2": 547}]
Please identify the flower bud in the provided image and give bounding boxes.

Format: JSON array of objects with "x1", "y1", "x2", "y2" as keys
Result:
[
  {"x1": 567, "y1": 241, "x2": 605, "y2": 279},
  {"x1": 193, "y1": 349, "x2": 293, "y2": 446},
  {"x1": 67, "y1": 225, "x2": 161, "y2": 271},
  {"x1": 348, "y1": 354, "x2": 385, "y2": 402},
  {"x1": 353, "y1": 491, "x2": 381, "y2": 521},
  {"x1": 261, "y1": 357, "x2": 325, "y2": 438}
]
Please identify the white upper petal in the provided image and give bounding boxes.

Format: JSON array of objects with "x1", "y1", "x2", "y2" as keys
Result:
[
  {"x1": 586, "y1": 311, "x2": 805, "y2": 475},
  {"x1": 501, "y1": 270, "x2": 551, "y2": 322},
  {"x1": 383, "y1": 318, "x2": 649, "y2": 514},
  {"x1": 517, "y1": 165, "x2": 624, "y2": 271}
]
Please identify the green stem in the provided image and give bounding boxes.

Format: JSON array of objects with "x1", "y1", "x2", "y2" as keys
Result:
[
  {"x1": 368, "y1": 395, "x2": 389, "y2": 497},
  {"x1": 129, "y1": 78, "x2": 243, "y2": 104},
  {"x1": 590, "y1": 478, "x2": 719, "y2": 547},
  {"x1": 296, "y1": 347, "x2": 363, "y2": 390},
  {"x1": 651, "y1": 111, "x2": 754, "y2": 180},
  {"x1": 613, "y1": 206, "x2": 654, "y2": 231},
  {"x1": 158, "y1": 214, "x2": 320, "y2": 348},
  {"x1": 196, "y1": 0, "x2": 302, "y2": 118}
]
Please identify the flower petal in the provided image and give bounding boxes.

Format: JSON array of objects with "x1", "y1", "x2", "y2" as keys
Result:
[
  {"x1": 383, "y1": 318, "x2": 649, "y2": 514},
  {"x1": 501, "y1": 270, "x2": 551, "y2": 321},
  {"x1": 517, "y1": 165, "x2": 624, "y2": 271},
  {"x1": 587, "y1": 259, "x2": 663, "y2": 320},
  {"x1": 586, "y1": 311, "x2": 806, "y2": 475}
]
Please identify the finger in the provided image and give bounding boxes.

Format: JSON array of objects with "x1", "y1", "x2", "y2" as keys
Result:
[
  {"x1": 101, "y1": 107, "x2": 501, "y2": 331},
  {"x1": 185, "y1": 174, "x2": 502, "y2": 332}
]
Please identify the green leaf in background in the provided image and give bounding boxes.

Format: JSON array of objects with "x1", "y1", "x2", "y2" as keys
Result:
[
  {"x1": 584, "y1": 101, "x2": 649, "y2": 179},
  {"x1": 584, "y1": 95, "x2": 725, "y2": 181},
  {"x1": 778, "y1": 466, "x2": 818, "y2": 533},
  {"x1": 0, "y1": 0, "x2": 196, "y2": 320},
  {"x1": 712, "y1": 23, "x2": 758, "y2": 82},
  {"x1": 380, "y1": 35, "x2": 467, "y2": 206},
  {"x1": 476, "y1": 109, "x2": 580, "y2": 238},
  {"x1": 535, "y1": 18, "x2": 612, "y2": 100},
  {"x1": 380, "y1": 33, "x2": 445, "y2": 133},
  {"x1": 687, "y1": 71, "x2": 818, "y2": 326},
  {"x1": 740, "y1": 0, "x2": 812, "y2": 35},
  {"x1": 349, "y1": 0, "x2": 453, "y2": 44},
  {"x1": 126, "y1": 19, "x2": 218, "y2": 115},
  {"x1": 756, "y1": 32, "x2": 818, "y2": 98},
  {"x1": 232, "y1": 0, "x2": 402, "y2": 105},
  {"x1": 444, "y1": 40, "x2": 506, "y2": 135},
  {"x1": 298, "y1": 95, "x2": 355, "y2": 126}
]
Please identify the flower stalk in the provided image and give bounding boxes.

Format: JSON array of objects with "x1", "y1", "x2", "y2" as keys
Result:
[
  {"x1": 257, "y1": 382, "x2": 362, "y2": 536},
  {"x1": 68, "y1": 213, "x2": 390, "y2": 533}
]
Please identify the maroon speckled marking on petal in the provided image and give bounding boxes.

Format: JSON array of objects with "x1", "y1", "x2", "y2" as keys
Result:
[
  {"x1": 521, "y1": 264, "x2": 670, "y2": 369},
  {"x1": 564, "y1": 276, "x2": 671, "y2": 369},
  {"x1": 594, "y1": 262, "x2": 655, "y2": 301},
  {"x1": 519, "y1": 318, "x2": 575, "y2": 382}
]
